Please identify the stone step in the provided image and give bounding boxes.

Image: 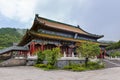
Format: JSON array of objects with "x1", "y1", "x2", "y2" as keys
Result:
[{"x1": 103, "y1": 59, "x2": 120, "y2": 68}]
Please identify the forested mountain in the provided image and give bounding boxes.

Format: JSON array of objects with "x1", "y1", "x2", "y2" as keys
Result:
[
  {"x1": 106, "y1": 40, "x2": 120, "y2": 50},
  {"x1": 99, "y1": 40, "x2": 115, "y2": 44},
  {"x1": 0, "y1": 28, "x2": 26, "y2": 49}
]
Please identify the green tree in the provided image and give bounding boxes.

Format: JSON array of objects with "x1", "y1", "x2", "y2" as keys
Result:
[
  {"x1": 76, "y1": 42, "x2": 100, "y2": 67},
  {"x1": 43, "y1": 47, "x2": 60, "y2": 65},
  {"x1": 106, "y1": 40, "x2": 120, "y2": 50},
  {"x1": 110, "y1": 51, "x2": 120, "y2": 57},
  {"x1": 36, "y1": 50, "x2": 45, "y2": 64}
]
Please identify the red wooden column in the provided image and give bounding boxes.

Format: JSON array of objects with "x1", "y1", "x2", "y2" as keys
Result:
[
  {"x1": 30, "y1": 41, "x2": 35, "y2": 55},
  {"x1": 104, "y1": 50, "x2": 106, "y2": 56},
  {"x1": 103, "y1": 49, "x2": 106, "y2": 59},
  {"x1": 41, "y1": 43, "x2": 44, "y2": 51},
  {"x1": 100, "y1": 48, "x2": 103, "y2": 58}
]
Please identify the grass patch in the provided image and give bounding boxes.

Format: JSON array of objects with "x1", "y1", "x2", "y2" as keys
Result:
[
  {"x1": 34, "y1": 64, "x2": 57, "y2": 70},
  {"x1": 34, "y1": 61, "x2": 104, "y2": 72},
  {"x1": 87, "y1": 61, "x2": 105, "y2": 70},
  {"x1": 72, "y1": 67, "x2": 86, "y2": 71},
  {"x1": 63, "y1": 61, "x2": 104, "y2": 72},
  {"x1": 0, "y1": 60, "x2": 3, "y2": 63},
  {"x1": 34, "y1": 64, "x2": 47, "y2": 68}
]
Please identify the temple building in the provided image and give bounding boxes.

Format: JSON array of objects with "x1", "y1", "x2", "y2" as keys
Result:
[{"x1": 17, "y1": 14, "x2": 106, "y2": 58}]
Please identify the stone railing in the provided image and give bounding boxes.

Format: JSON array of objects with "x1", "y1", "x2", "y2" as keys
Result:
[
  {"x1": 27, "y1": 53, "x2": 38, "y2": 60},
  {"x1": 63, "y1": 51, "x2": 78, "y2": 57},
  {"x1": 26, "y1": 53, "x2": 38, "y2": 66},
  {"x1": 105, "y1": 56, "x2": 120, "y2": 60}
]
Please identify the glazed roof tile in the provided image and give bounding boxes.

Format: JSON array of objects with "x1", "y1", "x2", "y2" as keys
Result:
[{"x1": 35, "y1": 14, "x2": 103, "y2": 38}]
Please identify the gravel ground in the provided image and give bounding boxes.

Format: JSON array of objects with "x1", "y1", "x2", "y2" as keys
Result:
[{"x1": 0, "y1": 66, "x2": 120, "y2": 80}]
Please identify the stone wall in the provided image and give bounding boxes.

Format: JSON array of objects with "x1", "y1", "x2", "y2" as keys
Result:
[
  {"x1": 42, "y1": 57, "x2": 85, "y2": 68},
  {"x1": 26, "y1": 60, "x2": 37, "y2": 66},
  {"x1": 0, "y1": 56, "x2": 85, "y2": 68},
  {"x1": 56, "y1": 59, "x2": 85, "y2": 68},
  {"x1": 0, "y1": 58, "x2": 26, "y2": 67},
  {"x1": 0, "y1": 53, "x2": 11, "y2": 60}
]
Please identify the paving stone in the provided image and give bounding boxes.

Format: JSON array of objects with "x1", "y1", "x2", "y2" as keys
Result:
[{"x1": 0, "y1": 66, "x2": 120, "y2": 80}]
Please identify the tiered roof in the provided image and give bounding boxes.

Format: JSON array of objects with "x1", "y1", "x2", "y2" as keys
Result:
[
  {"x1": 18, "y1": 14, "x2": 104, "y2": 46},
  {"x1": 33, "y1": 14, "x2": 103, "y2": 38}
]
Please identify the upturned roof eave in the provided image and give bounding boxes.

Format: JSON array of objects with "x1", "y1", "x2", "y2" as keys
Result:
[
  {"x1": 29, "y1": 31, "x2": 101, "y2": 44},
  {"x1": 35, "y1": 14, "x2": 104, "y2": 39}
]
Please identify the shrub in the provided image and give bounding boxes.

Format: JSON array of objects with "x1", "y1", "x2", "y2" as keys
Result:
[
  {"x1": 46, "y1": 64, "x2": 56, "y2": 69},
  {"x1": 109, "y1": 51, "x2": 120, "y2": 57},
  {"x1": 64, "y1": 63, "x2": 86, "y2": 71},
  {"x1": 72, "y1": 67, "x2": 86, "y2": 71},
  {"x1": 63, "y1": 61, "x2": 104, "y2": 71},
  {"x1": 36, "y1": 50, "x2": 45, "y2": 64},
  {"x1": 87, "y1": 61, "x2": 104, "y2": 70},
  {"x1": 34, "y1": 64, "x2": 47, "y2": 68},
  {"x1": 64, "y1": 63, "x2": 85, "y2": 71},
  {"x1": 64, "y1": 63, "x2": 82, "y2": 69},
  {"x1": 34, "y1": 64, "x2": 56, "y2": 70},
  {"x1": 43, "y1": 48, "x2": 60, "y2": 65},
  {"x1": 64, "y1": 65, "x2": 73, "y2": 70},
  {"x1": 96, "y1": 64, "x2": 104, "y2": 69},
  {"x1": 88, "y1": 62, "x2": 98, "y2": 66},
  {"x1": 0, "y1": 60, "x2": 3, "y2": 63},
  {"x1": 106, "y1": 40, "x2": 120, "y2": 50}
]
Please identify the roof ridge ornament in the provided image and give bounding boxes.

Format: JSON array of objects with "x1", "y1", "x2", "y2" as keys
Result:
[
  {"x1": 35, "y1": 14, "x2": 39, "y2": 17},
  {"x1": 77, "y1": 25, "x2": 80, "y2": 28}
]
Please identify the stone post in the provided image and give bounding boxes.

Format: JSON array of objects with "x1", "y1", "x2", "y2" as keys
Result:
[
  {"x1": 72, "y1": 52, "x2": 74, "y2": 57},
  {"x1": 64, "y1": 51, "x2": 66, "y2": 57}
]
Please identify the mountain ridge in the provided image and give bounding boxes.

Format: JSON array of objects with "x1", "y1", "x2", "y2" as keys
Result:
[{"x1": 0, "y1": 28, "x2": 26, "y2": 49}]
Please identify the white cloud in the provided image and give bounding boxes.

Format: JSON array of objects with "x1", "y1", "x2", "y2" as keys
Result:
[
  {"x1": 0, "y1": 0, "x2": 38, "y2": 22},
  {"x1": 35, "y1": 0, "x2": 87, "y2": 25},
  {"x1": 0, "y1": 0, "x2": 86, "y2": 23}
]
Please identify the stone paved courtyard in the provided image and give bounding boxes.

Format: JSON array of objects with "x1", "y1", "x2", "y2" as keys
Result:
[{"x1": 0, "y1": 66, "x2": 120, "y2": 80}]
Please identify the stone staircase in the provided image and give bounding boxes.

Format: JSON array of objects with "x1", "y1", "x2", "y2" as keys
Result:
[
  {"x1": 0, "y1": 58, "x2": 26, "y2": 67},
  {"x1": 103, "y1": 59, "x2": 120, "y2": 68}
]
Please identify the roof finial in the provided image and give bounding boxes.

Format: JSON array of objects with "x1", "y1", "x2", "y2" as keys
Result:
[
  {"x1": 35, "y1": 14, "x2": 39, "y2": 17},
  {"x1": 35, "y1": 14, "x2": 39, "y2": 21},
  {"x1": 77, "y1": 25, "x2": 80, "y2": 28}
]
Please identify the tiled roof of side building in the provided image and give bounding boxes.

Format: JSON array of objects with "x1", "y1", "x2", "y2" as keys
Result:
[{"x1": 0, "y1": 46, "x2": 29, "y2": 55}]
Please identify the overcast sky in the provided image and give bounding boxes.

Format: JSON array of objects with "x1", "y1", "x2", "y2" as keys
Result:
[{"x1": 0, "y1": 0, "x2": 120, "y2": 41}]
